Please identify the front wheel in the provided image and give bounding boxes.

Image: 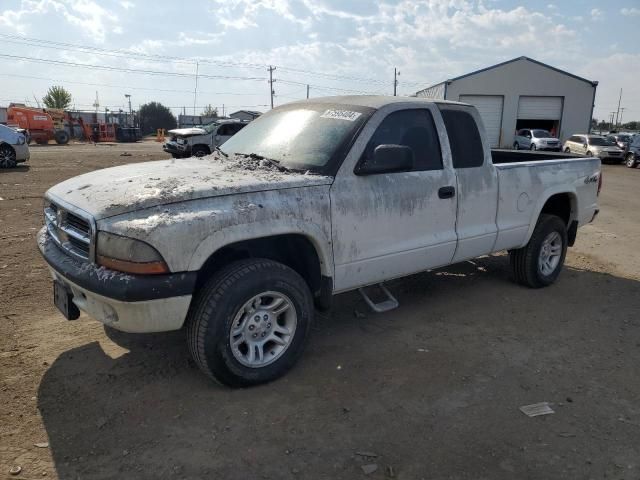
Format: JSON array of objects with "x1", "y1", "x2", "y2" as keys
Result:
[
  {"x1": 510, "y1": 214, "x2": 568, "y2": 288},
  {"x1": 186, "y1": 259, "x2": 313, "y2": 387},
  {"x1": 191, "y1": 145, "x2": 210, "y2": 157},
  {"x1": 530, "y1": 143, "x2": 537, "y2": 151},
  {"x1": 564, "y1": 147, "x2": 571, "y2": 153},
  {"x1": 0, "y1": 144, "x2": 17, "y2": 168},
  {"x1": 513, "y1": 142, "x2": 519, "y2": 150},
  {"x1": 626, "y1": 154, "x2": 637, "y2": 168}
]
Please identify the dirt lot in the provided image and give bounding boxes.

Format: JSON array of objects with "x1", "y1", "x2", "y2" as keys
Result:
[{"x1": 1, "y1": 142, "x2": 639, "y2": 479}]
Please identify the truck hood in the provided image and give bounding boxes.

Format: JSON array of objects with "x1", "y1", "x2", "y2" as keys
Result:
[
  {"x1": 168, "y1": 127, "x2": 206, "y2": 136},
  {"x1": 46, "y1": 155, "x2": 333, "y2": 220}
]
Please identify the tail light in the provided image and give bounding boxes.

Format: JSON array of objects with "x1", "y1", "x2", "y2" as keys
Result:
[{"x1": 597, "y1": 171, "x2": 603, "y2": 196}]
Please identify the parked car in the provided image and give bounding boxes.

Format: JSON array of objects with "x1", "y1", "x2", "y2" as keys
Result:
[
  {"x1": 0, "y1": 123, "x2": 30, "y2": 168},
  {"x1": 513, "y1": 129, "x2": 561, "y2": 151},
  {"x1": 625, "y1": 135, "x2": 640, "y2": 168},
  {"x1": 606, "y1": 133, "x2": 633, "y2": 152},
  {"x1": 563, "y1": 134, "x2": 624, "y2": 163},
  {"x1": 163, "y1": 119, "x2": 248, "y2": 158},
  {"x1": 38, "y1": 96, "x2": 601, "y2": 387}
]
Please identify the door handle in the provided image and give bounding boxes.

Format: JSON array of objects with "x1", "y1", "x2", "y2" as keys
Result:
[{"x1": 438, "y1": 186, "x2": 455, "y2": 199}]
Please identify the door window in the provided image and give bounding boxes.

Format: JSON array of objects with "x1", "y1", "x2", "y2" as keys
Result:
[
  {"x1": 360, "y1": 109, "x2": 443, "y2": 172},
  {"x1": 440, "y1": 109, "x2": 484, "y2": 168}
]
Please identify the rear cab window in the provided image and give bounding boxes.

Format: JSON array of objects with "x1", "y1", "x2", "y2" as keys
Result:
[{"x1": 439, "y1": 109, "x2": 484, "y2": 168}]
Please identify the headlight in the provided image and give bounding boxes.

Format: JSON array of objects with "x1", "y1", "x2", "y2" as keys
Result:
[
  {"x1": 96, "y1": 231, "x2": 169, "y2": 275},
  {"x1": 17, "y1": 135, "x2": 25, "y2": 145}
]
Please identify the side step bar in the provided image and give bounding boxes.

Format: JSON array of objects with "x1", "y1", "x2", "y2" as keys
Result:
[{"x1": 358, "y1": 284, "x2": 399, "y2": 313}]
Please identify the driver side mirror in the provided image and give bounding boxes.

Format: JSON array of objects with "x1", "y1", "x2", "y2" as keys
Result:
[{"x1": 356, "y1": 144, "x2": 414, "y2": 175}]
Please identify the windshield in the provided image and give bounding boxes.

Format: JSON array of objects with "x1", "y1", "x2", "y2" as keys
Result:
[
  {"x1": 220, "y1": 103, "x2": 373, "y2": 172},
  {"x1": 589, "y1": 137, "x2": 615, "y2": 146},
  {"x1": 202, "y1": 122, "x2": 218, "y2": 134},
  {"x1": 532, "y1": 129, "x2": 552, "y2": 138}
]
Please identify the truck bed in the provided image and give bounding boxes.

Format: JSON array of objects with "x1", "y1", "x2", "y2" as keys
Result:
[{"x1": 491, "y1": 149, "x2": 580, "y2": 164}]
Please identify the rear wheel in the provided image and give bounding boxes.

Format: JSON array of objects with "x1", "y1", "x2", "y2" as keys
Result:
[
  {"x1": 0, "y1": 144, "x2": 17, "y2": 168},
  {"x1": 626, "y1": 153, "x2": 637, "y2": 168},
  {"x1": 530, "y1": 143, "x2": 537, "y2": 151},
  {"x1": 513, "y1": 142, "x2": 519, "y2": 150},
  {"x1": 186, "y1": 259, "x2": 313, "y2": 387},
  {"x1": 564, "y1": 147, "x2": 571, "y2": 153},
  {"x1": 510, "y1": 214, "x2": 568, "y2": 288}
]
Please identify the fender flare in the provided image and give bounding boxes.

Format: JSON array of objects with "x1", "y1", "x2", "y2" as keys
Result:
[
  {"x1": 519, "y1": 187, "x2": 578, "y2": 247},
  {"x1": 187, "y1": 221, "x2": 334, "y2": 278}
]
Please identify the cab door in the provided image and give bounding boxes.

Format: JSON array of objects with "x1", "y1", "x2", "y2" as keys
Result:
[
  {"x1": 330, "y1": 105, "x2": 458, "y2": 292},
  {"x1": 439, "y1": 106, "x2": 499, "y2": 262}
]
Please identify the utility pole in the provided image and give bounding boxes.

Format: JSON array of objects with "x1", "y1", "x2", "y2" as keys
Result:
[
  {"x1": 222, "y1": 104, "x2": 225, "y2": 117},
  {"x1": 619, "y1": 107, "x2": 625, "y2": 127},
  {"x1": 268, "y1": 66, "x2": 276, "y2": 109},
  {"x1": 306, "y1": 84, "x2": 310, "y2": 99},
  {"x1": 393, "y1": 68, "x2": 400, "y2": 96},
  {"x1": 610, "y1": 112, "x2": 616, "y2": 131},
  {"x1": 615, "y1": 88, "x2": 622, "y2": 127},
  {"x1": 193, "y1": 61, "x2": 199, "y2": 115}
]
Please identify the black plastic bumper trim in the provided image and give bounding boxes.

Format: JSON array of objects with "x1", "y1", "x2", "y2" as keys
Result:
[{"x1": 38, "y1": 227, "x2": 197, "y2": 302}]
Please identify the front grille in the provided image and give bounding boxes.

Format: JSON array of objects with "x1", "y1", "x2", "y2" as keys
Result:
[{"x1": 45, "y1": 201, "x2": 93, "y2": 262}]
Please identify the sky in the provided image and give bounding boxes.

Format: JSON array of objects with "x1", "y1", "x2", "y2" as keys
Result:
[{"x1": 0, "y1": 0, "x2": 638, "y2": 122}]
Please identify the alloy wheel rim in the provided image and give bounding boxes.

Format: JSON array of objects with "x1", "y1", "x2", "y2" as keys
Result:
[
  {"x1": 229, "y1": 291, "x2": 297, "y2": 368},
  {"x1": 538, "y1": 231, "x2": 562, "y2": 276},
  {"x1": 0, "y1": 148, "x2": 15, "y2": 168}
]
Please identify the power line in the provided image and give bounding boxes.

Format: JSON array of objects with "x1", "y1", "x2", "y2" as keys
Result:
[
  {"x1": 0, "y1": 53, "x2": 266, "y2": 82},
  {"x1": 0, "y1": 33, "x2": 429, "y2": 88},
  {"x1": 0, "y1": 72, "x2": 267, "y2": 96}
]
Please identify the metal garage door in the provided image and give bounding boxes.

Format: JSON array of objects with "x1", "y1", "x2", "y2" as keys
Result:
[
  {"x1": 517, "y1": 96, "x2": 563, "y2": 120},
  {"x1": 459, "y1": 95, "x2": 503, "y2": 148}
]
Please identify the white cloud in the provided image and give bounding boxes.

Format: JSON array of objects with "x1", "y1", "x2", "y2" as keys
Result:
[
  {"x1": 120, "y1": 1, "x2": 134, "y2": 9},
  {"x1": 620, "y1": 7, "x2": 640, "y2": 16},
  {"x1": 0, "y1": 0, "x2": 119, "y2": 42},
  {"x1": 590, "y1": 8, "x2": 603, "y2": 20},
  {"x1": 211, "y1": 0, "x2": 311, "y2": 30}
]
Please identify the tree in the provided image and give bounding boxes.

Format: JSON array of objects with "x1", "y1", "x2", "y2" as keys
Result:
[
  {"x1": 202, "y1": 104, "x2": 218, "y2": 117},
  {"x1": 42, "y1": 85, "x2": 72, "y2": 109},
  {"x1": 138, "y1": 102, "x2": 177, "y2": 135}
]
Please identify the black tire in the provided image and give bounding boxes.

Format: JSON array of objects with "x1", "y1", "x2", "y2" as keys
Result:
[
  {"x1": 54, "y1": 130, "x2": 70, "y2": 145},
  {"x1": 564, "y1": 147, "x2": 571, "y2": 153},
  {"x1": 191, "y1": 145, "x2": 210, "y2": 157},
  {"x1": 513, "y1": 142, "x2": 519, "y2": 150},
  {"x1": 186, "y1": 259, "x2": 313, "y2": 387},
  {"x1": 626, "y1": 153, "x2": 637, "y2": 168},
  {"x1": 0, "y1": 144, "x2": 17, "y2": 168},
  {"x1": 530, "y1": 143, "x2": 537, "y2": 151},
  {"x1": 509, "y1": 214, "x2": 568, "y2": 288}
]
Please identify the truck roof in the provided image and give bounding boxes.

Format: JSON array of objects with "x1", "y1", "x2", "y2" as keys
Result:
[{"x1": 287, "y1": 95, "x2": 470, "y2": 110}]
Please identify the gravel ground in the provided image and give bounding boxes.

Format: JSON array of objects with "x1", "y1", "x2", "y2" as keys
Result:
[{"x1": 1, "y1": 142, "x2": 639, "y2": 480}]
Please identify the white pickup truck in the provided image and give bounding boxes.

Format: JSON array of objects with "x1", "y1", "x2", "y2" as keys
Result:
[
  {"x1": 38, "y1": 96, "x2": 601, "y2": 387},
  {"x1": 163, "y1": 119, "x2": 247, "y2": 158}
]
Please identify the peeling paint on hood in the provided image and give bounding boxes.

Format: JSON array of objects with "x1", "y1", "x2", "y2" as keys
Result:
[
  {"x1": 167, "y1": 127, "x2": 207, "y2": 136},
  {"x1": 46, "y1": 154, "x2": 333, "y2": 220}
]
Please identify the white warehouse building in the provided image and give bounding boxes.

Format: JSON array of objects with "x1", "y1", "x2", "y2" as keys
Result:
[{"x1": 416, "y1": 56, "x2": 598, "y2": 148}]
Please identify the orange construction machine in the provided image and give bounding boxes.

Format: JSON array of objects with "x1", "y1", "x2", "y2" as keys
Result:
[{"x1": 6, "y1": 105, "x2": 69, "y2": 144}]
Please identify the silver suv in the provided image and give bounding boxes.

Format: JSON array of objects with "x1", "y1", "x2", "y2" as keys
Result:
[
  {"x1": 0, "y1": 124, "x2": 30, "y2": 168},
  {"x1": 513, "y1": 129, "x2": 561, "y2": 151},
  {"x1": 563, "y1": 134, "x2": 624, "y2": 163}
]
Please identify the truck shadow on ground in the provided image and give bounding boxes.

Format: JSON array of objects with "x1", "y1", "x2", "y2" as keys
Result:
[{"x1": 37, "y1": 255, "x2": 640, "y2": 479}]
